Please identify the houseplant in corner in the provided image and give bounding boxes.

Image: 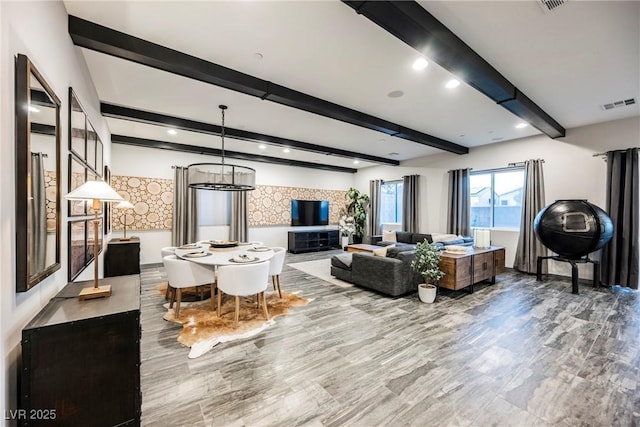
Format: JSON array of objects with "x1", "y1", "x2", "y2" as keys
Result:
[
  {"x1": 345, "y1": 187, "x2": 369, "y2": 244},
  {"x1": 411, "y1": 240, "x2": 445, "y2": 303},
  {"x1": 338, "y1": 215, "x2": 356, "y2": 249}
]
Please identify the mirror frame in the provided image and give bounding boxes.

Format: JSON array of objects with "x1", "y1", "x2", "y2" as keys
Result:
[{"x1": 15, "y1": 54, "x2": 61, "y2": 292}]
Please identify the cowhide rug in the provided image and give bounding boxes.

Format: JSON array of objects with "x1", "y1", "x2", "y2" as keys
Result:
[{"x1": 157, "y1": 284, "x2": 309, "y2": 358}]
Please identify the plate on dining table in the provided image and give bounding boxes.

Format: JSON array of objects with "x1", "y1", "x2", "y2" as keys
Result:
[
  {"x1": 183, "y1": 252, "x2": 212, "y2": 258},
  {"x1": 178, "y1": 243, "x2": 200, "y2": 249},
  {"x1": 229, "y1": 256, "x2": 260, "y2": 263},
  {"x1": 209, "y1": 240, "x2": 238, "y2": 248},
  {"x1": 247, "y1": 246, "x2": 271, "y2": 252}
]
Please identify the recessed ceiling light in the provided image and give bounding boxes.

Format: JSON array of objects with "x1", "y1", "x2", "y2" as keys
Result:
[
  {"x1": 253, "y1": 52, "x2": 263, "y2": 60},
  {"x1": 28, "y1": 106, "x2": 40, "y2": 113},
  {"x1": 388, "y1": 152, "x2": 400, "y2": 156},
  {"x1": 283, "y1": 148, "x2": 290, "y2": 153},
  {"x1": 516, "y1": 123, "x2": 528, "y2": 129},
  {"x1": 353, "y1": 160, "x2": 360, "y2": 165},
  {"x1": 445, "y1": 79, "x2": 460, "y2": 89},
  {"x1": 167, "y1": 129, "x2": 177, "y2": 135},
  {"x1": 412, "y1": 58, "x2": 428, "y2": 71},
  {"x1": 387, "y1": 90, "x2": 404, "y2": 98},
  {"x1": 258, "y1": 144, "x2": 267, "y2": 150},
  {"x1": 459, "y1": 134, "x2": 465, "y2": 137}
]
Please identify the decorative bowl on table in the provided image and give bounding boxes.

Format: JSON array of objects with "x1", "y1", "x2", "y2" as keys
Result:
[
  {"x1": 248, "y1": 246, "x2": 270, "y2": 252},
  {"x1": 209, "y1": 240, "x2": 238, "y2": 248},
  {"x1": 229, "y1": 254, "x2": 259, "y2": 263}
]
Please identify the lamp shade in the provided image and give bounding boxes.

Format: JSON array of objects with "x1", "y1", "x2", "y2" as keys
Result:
[
  {"x1": 65, "y1": 180, "x2": 124, "y2": 202},
  {"x1": 115, "y1": 200, "x2": 134, "y2": 209}
]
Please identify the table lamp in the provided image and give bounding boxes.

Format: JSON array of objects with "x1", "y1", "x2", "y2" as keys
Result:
[
  {"x1": 65, "y1": 180, "x2": 123, "y2": 300},
  {"x1": 115, "y1": 200, "x2": 134, "y2": 240}
]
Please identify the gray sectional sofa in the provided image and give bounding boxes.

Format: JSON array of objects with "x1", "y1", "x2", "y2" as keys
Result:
[
  {"x1": 330, "y1": 246, "x2": 422, "y2": 297},
  {"x1": 372, "y1": 231, "x2": 474, "y2": 249}
]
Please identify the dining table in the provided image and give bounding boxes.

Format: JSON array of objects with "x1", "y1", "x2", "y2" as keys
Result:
[{"x1": 174, "y1": 242, "x2": 275, "y2": 267}]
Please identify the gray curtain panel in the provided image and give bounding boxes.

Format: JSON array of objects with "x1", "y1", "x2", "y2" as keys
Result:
[
  {"x1": 514, "y1": 160, "x2": 547, "y2": 274},
  {"x1": 447, "y1": 169, "x2": 470, "y2": 236},
  {"x1": 229, "y1": 191, "x2": 248, "y2": 242},
  {"x1": 172, "y1": 166, "x2": 198, "y2": 246},
  {"x1": 402, "y1": 175, "x2": 420, "y2": 233},
  {"x1": 602, "y1": 148, "x2": 639, "y2": 289},
  {"x1": 368, "y1": 179, "x2": 382, "y2": 239},
  {"x1": 30, "y1": 153, "x2": 46, "y2": 274}
]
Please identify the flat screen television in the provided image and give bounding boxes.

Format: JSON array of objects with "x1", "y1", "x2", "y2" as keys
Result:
[{"x1": 291, "y1": 199, "x2": 329, "y2": 226}]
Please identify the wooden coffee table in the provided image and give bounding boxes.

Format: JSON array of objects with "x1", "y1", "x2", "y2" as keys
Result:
[
  {"x1": 438, "y1": 246, "x2": 505, "y2": 292},
  {"x1": 346, "y1": 244, "x2": 384, "y2": 253}
]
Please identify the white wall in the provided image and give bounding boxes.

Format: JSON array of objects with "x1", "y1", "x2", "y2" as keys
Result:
[
  {"x1": 111, "y1": 144, "x2": 353, "y2": 263},
  {"x1": 0, "y1": 1, "x2": 109, "y2": 421},
  {"x1": 354, "y1": 116, "x2": 639, "y2": 278}
]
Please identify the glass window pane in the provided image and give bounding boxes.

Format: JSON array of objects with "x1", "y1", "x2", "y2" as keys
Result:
[
  {"x1": 197, "y1": 190, "x2": 230, "y2": 226},
  {"x1": 493, "y1": 170, "x2": 524, "y2": 228},
  {"x1": 470, "y1": 173, "x2": 491, "y2": 228}
]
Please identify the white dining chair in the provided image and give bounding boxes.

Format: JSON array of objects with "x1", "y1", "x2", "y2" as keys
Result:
[
  {"x1": 268, "y1": 247, "x2": 286, "y2": 298},
  {"x1": 161, "y1": 247, "x2": 177, "y2": 299},
  {"x1": 163, "y1": 255, "x2": 216, "y2": 318},
  {"x1": 217, "y1": 261, "x2": 270, "y2": 328}
]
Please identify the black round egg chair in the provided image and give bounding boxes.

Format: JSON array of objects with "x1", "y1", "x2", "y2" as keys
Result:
[{"x1": 533, "y1": 200, "x2": 613, "y2": 294}]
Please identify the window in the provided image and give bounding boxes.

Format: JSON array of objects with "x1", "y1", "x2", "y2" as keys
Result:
[
  {"x1": 380, "y1": 180, "x2": 403, "y2": 225},
  {"x1": 470, "y1": 168, "x2": 524, "y2": 229},
  {"x1": 197, "y1": 190, "x2": 231, "y2": 226}
]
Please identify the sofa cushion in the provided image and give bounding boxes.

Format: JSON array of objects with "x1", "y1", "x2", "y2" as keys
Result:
[
  {"x1": 373, "y1": 244, "x2": 395, "y2": 257},
  {"x1": 386, "y1": 246, "x2": 415, "y2": 259},
  {"x1": 441, "y1": 239, "x2": 465, "y2": 246},
  {"x1": 395, "y1": 231, "x2": 413, "y2": 244},
  {"x1": 431, "y1": 233, "x2": 460, "y2": 243},
  {"x1": 411, "y1": 233, "x2": 431, "y2": 244},
  {"x1": 331, "y1": 253, "x2": 353, "y2": 270},
  {"x1": 382, "y1": 230, "x2": 397, "y2": 243}
]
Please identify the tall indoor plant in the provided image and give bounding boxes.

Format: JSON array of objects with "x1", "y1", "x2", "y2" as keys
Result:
[
  {"x1": 411, "y1": 241, "x2": 445, "y2": 303},
  {"x1": 345, "y1": 187, "x2": 369, "y2": 244}
]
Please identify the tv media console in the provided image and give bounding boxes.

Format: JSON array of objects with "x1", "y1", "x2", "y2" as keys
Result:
[{"x1": 288, "y1": 229, "x2": 339, "y2": 253}]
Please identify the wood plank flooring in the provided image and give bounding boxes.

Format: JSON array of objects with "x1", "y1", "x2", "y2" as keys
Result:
[{"x1": 139, "y1": 249, "x2": 640, "y2": 426}]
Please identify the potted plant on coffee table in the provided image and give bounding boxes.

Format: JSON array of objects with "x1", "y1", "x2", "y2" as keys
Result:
[{"x1": 411, "y1": 240, "x2": 445, "y2": 303}]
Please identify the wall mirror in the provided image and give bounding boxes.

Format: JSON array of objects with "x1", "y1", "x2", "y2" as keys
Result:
[{"x1": 15, "y1": 54, "x2": 61, "y2": 292}]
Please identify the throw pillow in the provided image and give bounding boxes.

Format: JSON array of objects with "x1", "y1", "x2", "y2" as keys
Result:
[
  {"x1": 430, "y1": 233, "x2": 459, "y2": 243},
  {"x1": 373, "y1": 243, "x2": 395, "y2": 257},
  {"x1": 382, "y1": 230, "x2": 397, "y2": 242}
]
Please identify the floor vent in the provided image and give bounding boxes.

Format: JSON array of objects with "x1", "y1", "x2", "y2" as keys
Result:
[
  {"x1": 602, "y1": 98, "x2": 637, "y2": 111},
  {"x1": 538, "y1": 0, "x2": 567, "y2": 14}
]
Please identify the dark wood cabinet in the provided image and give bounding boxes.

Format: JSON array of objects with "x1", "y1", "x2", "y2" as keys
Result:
[
  {"x1": 21, "y1": 275, "x2": 141, "y2": 426},
  {"x1": 105, "y1": 237, "x2": 140, "y2": 277},
  {"x1": 288, "y1": 229, "x2": 339, "y2": 253}
]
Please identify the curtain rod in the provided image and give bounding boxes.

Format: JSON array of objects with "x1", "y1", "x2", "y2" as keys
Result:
[
  {"x1": 31, "y1": 152, "x2": 48, "y2": 158},
  {"x1": 507, "y1": 159, "x2": 545, "y2": 167}
]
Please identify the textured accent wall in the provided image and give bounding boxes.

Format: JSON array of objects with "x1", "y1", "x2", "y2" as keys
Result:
[
  {"x1": 247, "y1": 185, "x2": 347, "y2": 227},
  {"x1": 111, "y1": 175, "x2": 173, "y2": 231},
  {"x1": 109, "y1": 176, "x2": 347, "y2": 230},
  {"x1": 45, "y1": 170, "x2": 57, "y2": 232}
]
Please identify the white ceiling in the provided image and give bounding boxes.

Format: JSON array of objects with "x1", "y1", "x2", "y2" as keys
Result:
[{"x1": 63, "y1": 0, "x2": 640, "y2": 171}]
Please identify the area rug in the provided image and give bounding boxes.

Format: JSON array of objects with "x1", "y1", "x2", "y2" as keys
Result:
[
  {"x1": 162, "y1": 291, "x2": 309, "y2": 358},
  {"x1": 287, "y1": 258, "x2": 353, "y2": 288}
]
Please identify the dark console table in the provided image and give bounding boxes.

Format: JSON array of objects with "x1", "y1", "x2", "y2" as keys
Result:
[
  {"x1": 105, "y1": 237, "x2": 140, "y2": 277},
  {"x1": 288, "y1": 229, "x2": 339, "y2": 253},
  {"x1": 21, "y1": 275, "x2": 141, "y2": 426}
]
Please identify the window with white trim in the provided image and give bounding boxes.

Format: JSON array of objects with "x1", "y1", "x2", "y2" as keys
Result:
[
  {"x1": 470, "y1": 168, "x2": 524, "y2": 229},
  {"x1": 380, "y1": 180, "x2": 403, "y2": 225}
]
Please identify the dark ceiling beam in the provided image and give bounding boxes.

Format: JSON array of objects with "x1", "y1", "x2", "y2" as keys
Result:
[
  {"x1": 69, "y1": 15, "x2": 468, "y2": 155},
  {"x1": 101, "y1": 102, "x2": 399, "y2": 166},
  {"x1": 343, "y1": 1, "x2": 565, "y2": 139},
  {"x1": 111, "y1": 134, "x2": 358, "y2": 174}
]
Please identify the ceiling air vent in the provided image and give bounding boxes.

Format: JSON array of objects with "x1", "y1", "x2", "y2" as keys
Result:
[
  {"x1": 601, "y1": 98, "x2": 637, "y2": 111},
  {"x1": 538, "y1": 0, "x2": 567, "y2": 14}
]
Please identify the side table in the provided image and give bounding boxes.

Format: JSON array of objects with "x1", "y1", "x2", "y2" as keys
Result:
[{"x1": 105, "y1": 237, "x2": 140, "y2": 277}]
